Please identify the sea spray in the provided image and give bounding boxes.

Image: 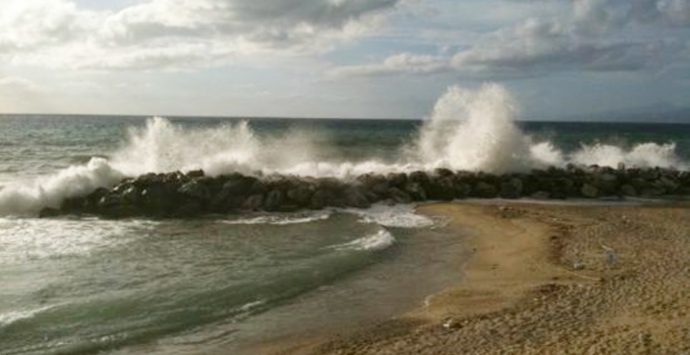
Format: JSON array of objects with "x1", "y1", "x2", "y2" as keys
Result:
[
  {"x1": 0, "y1": 84, "x2": 687, "y2": 216},
  {"x1": 413, "y1": 84, "x2": 536, "y2": 172},
  {"x1": 0, "y1": 158, "x2": 123, "y2": 216}
]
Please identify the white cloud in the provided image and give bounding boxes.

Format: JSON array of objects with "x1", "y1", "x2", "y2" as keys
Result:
[
  {"x1": 331, "y1": 1, "x2": 689, "y2": 79},
  {"x1": 0, "y1": 0, "x2": 401, "y2": 70},
  {"x1": 330, "y1": 53, "x2": 449, "y2": 77}
]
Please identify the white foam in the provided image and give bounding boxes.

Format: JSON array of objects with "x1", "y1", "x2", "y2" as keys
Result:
[
  {"x1": 345, "y1": 204, "x2": 436, "y2": 228},
  {"x1": 0, "y1": 305, "x2": 56, "y2": 327},
  {"x1": 220, "y1": 211, "x2": 332, "y2": 225},
  {"x1": 0, "y1": 158, "x2": 124, "y2": 216},
  {"x1": 332, "y1": 229, "x2": 396, "y2": 252},
  {"x1": 571, "y1": 142, "x2": 684, "y2": 169}
]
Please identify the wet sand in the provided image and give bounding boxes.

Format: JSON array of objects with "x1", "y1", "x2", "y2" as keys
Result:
[{"x1": 276, "y1": 201, "x2": 690, "y2": 354}]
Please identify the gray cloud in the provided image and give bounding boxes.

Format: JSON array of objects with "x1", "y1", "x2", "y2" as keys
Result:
[
  {"x1": 332, "y1": 1, "x2": 689, "y2": 79},
  {"x1": 0, "y1": 0, "x2": 401, "y2": 70}
]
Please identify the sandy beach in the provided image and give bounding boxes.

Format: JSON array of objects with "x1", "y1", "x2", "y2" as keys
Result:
[{"x1": 274, "y1": 201, "x2": 690, "y2": 354}]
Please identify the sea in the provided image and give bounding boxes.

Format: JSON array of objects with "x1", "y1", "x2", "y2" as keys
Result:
[{"x1": 1, "y1": 86, "x2": 689, "y2": 354}]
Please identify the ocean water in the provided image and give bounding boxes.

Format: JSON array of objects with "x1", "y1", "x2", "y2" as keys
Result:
[{"x1": 1, "y1": 85, "x2": 689, "y2": 354}]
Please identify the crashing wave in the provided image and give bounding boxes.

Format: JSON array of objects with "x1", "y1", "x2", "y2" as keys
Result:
[{"x1": 0, "y1": 83, "x2": 686, "y2": 216}]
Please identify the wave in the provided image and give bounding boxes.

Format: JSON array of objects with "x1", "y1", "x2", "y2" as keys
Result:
[
  {"x1": 331, "y1": 229, "x2": 396, "y2": 252},
  {"x1": 0, "y1": 305, "x2": 56, "y2": 327},
  {"x1": 344, "y1": 204, "x2": 436, "y2": 228},
  {"x1": 0, "y1": 83, "x2": 686, "y2": 216},
  {"x1": 220, "y1": 211, "x2": 332, "y2": 225}
]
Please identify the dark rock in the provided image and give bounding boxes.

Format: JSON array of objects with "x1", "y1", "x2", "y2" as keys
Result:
[
  {"x1": 39, "y1": 207, "x2": 61, "y2": 218},
  {"x1": 426, "y1": 176, "x2": 455, "y2": 201},
  {"x1": 343, "y1": 187, "x2": 371, "y2": 208},
  {"x1": 242, "y1": 194, "x2": 264, "y2": 211},
  {"x1": 387, "y1": 173, "x2": 407, "y2": 188},
  {"x1": 409, "y1": 171, "x2": 430, "y2": 185},
  {"x1": 310, "y1": 190, "x2": 335, "y2": 210},
  {"x1": 473, "y1": 182, "x2": 498, "y2": 198},
  {"x1": 454, "y1": 183, "x2": 472, "y2": 198},
  {"x1": 178, "y1": 180, "x2": 210, "y2": 201},
  {"x1": 404, "y1": 182, "x2": 427, "y2": 201},
  {"x1": 580, "y1": 184, "x2": 599, "y2": 198},
  {"x1": 388, "y1": 187, "x2": 412, "y2": 204},
  {"x1": 286, "y1": 186, "x2": 314, "y2": 206},
  {"x1": 620, "y1": 184, "x2": 637, "y2": 196},
  {"x1": 264, "y1": 190, "x2": 285, "y2": 211},
  {"x1": 60, "y1": 197, "x2": 85, "y2": 212},
  {"x1": 500, "y1": 178, "x2": 523, "y2": 199},
  {"x1": 186, "y1": 170, "x2": 205, "y2": 178},
  {"x1": 174, "y1": 200, "x2": 203, "y2": 217},
  {"x1": 434, "y1": 168, "x2": 454, "y2": 178}
]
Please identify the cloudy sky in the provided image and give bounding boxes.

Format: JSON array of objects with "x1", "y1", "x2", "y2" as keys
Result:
[{"x1": 0, "y1": 0, "x2": 689, "y2": 119}]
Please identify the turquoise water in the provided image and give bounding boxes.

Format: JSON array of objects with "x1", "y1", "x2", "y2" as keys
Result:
[{"x1": 0, "y1": 114, "x2": 689, "y2": 354}]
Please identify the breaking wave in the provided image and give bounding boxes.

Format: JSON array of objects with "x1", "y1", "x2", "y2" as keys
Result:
[
  {"x1": 0, "y1": 83, "x2": 686, "y2": 216},
  {"x1": 220, "y1": 211, "x2": 332, "y2": 225},
  {"x1": 331, "y1": 229, "x2": 396, "y2": 252}
]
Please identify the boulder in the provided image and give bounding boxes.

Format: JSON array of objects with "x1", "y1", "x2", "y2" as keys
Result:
[
  {"x1": 39, "y1": 207, "x2": 61, "y2": 218},
  {"x1": 387, "y1": 173, "x2": 408, "y2": 188},
  {"x1": 620, "y1": 184, "x2": 637, "y2": 196},
  {"x1": 404, "y1": 182, "x2": 427, "y2": 201},
  {"x1": 580, "y1": 183, "x2": 599, "y2": 198},
  {"x1": 343, "y1": 187, "x2": 371, "y2": 208},
  {"x1": 264, "y1": 190, "x2": 285, "y2": 211},
  {"x1": 242, "y1": 194, "x2": 264, "y2": 211},
  {"x1": 473, "y1": 182, "x2": 498, "y2": 198},
  {"x1": 286, "y1": 186, "x2": 314, "y2": 207},
  {"x1": 186, "y1": 170, "x2": 205, "y2": 178},
  {"x1": 387, "y1": 187, "x2": 412, "y2": 204},
  {"x1": 500, "y1": 178, "x2": 523, "y2": 199},
  {"x1": 426, "y1": 176, "x2": 456, "y2": 201},
  {"x1": 178, "y1": 180, "x2": 211, "y2": 201}
]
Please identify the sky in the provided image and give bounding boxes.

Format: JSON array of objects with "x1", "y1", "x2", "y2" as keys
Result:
[{"x1": 0, "y1": 0, "x2": 689, "y2": 120}]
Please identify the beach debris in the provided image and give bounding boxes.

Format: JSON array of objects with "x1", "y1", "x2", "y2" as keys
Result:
[
  {"x1": 600, "y1": 244, "x2": 619, "y2": 267},
  {"x1": 573, "y1": 260, "x2": 586, "y2": 270},
  {"x1": 442, "y1": 318, "x2": 463, "y2": 330}
]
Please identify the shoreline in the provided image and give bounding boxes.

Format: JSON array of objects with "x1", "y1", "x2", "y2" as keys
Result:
[{"x1": 273, "y1": 201, "x2": 690, "y2": 354}]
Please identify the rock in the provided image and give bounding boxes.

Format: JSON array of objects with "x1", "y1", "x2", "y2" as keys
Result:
[
  {"x1": 388, "y1": 187, "x2": 412, "y2": 204},
  {"x1": 404, "y1": 182, "x2": 427, "y2": 201},
  {"x1": 343, "y1": 187, "x2": 371, "y2": 208},
  {"x1": 186, "y1": 170, "x2": 205, "y2": 178},
  {"x1": 454, "y1": 183, "x2": 472, "y2": 198},
  {"x1": 286, "y1": 186, "x2": 314, "y2": 207},
  {"x1": 387, "y1": 173, "x2": 407, "y2": 188},
  {"x1": 500, "y1": 177, "x2": 523, "y2": 199},
  {"x1": 178, "y1": 180, "x2": 210, "y2": 201},
  {"x1": 309, "y1": 190, "x2": 334, "y2": 210},
  {"x1": 140, "y1": 184, "x2": 175, "y2": 215},
  {"x1": 434, "y1": 168, "x2": 454, "y2": 178},
  {"x1": 620, "y1": 184, "x2": 637, "y2": 196},
  {"x1": 264, "y1": 189, "x2": 285, "y2": 211},
  {"x1": 60, "y1": 197, "x2": 85, "y2": 212},
  {"x1": 408, "y1": 171, "x2": 430, "y2": 185},
  {"x1": 39, "y1": 207, "x2": 61, "y2": 218},
  {"x1": 473, "y1": 182, "x2": 498, "y2": 198},
  {"x1": 242, "y1": 194, "x2": 264, "y2": 211},
  {"x1": 580, "y1": 183, "x2": 599, "y2": 198},
  {"x1": 426, "y1": 176, "x2": 455, "y2": 201}
]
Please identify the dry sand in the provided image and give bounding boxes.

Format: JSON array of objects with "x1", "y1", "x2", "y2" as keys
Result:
[{"x1": 275, "y1": 201, "x2": 690, "y2": 354}]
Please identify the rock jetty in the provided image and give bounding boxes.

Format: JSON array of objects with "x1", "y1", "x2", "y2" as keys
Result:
[{"x1": 40, "y1": 165, "x2": 690, "y2": 218}]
